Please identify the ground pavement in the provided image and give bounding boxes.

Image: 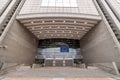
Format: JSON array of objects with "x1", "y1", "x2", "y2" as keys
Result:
[{"x1": 0, "y1": 67, "x2": 120, "y2": 80}]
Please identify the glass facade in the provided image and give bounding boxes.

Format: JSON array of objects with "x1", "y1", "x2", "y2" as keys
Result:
[
  {"x1": 38, "y1": 48, "x2": 80, "y2": 59},
  {"x1": 41, "y1": 0, "x2": 77, "y2": 7},
  {"x1": 117, "y1": 0, "x2": 120, "y2": 3},
  {"x1": 19, "y1": 0, "x2": 99, "y2": 15},
  {"x1": 37, "y1": 39, "x2": 81, "y2": 59}
]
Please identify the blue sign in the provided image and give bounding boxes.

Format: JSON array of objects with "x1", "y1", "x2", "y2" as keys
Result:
[{"x1": 60, "y1": 46, "x2": 69, "y2": 52}]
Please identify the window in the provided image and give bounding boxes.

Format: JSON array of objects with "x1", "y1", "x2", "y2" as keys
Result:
[
  {"x1": 117, "y1": 0, "x2": 120, "y2": 3},
  {"x1": 41, "y1": 0, "x2": 78, "y2": 7}
]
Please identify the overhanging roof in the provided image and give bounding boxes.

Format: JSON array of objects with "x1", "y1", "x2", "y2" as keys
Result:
[{"x1": 16, "y1": 13, "x2": 101, "y2": 40}]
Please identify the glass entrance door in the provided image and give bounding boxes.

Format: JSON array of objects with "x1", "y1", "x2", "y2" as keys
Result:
[
  {"x1": 38, "y1": 47, "x2": 79, "y2": 59},
  {"x1": 36, "y1": 39, "x2": 83, "y2": 66}
]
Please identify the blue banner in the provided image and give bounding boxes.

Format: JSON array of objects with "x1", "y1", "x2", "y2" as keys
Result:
[{"x1": 60, "y1": 46, "x2": 69, "y2": 52}]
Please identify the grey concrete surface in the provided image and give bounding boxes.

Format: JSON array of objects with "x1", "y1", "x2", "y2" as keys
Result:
[
  {"x1": 0, "y1": 20, "x2": 38, "y2": 65},
  {"x1": 80, "y1": 0, "x2": 120, "y2": 69},
  {"x1": 80, "y1": 20, "x2": 120, "y2": 69},
  {"x1": 0, "y1": 0, "x2": 120, "y2": 73},
  {"x1": 0, "y1": 67, "x2": 118, "y2": 78}
]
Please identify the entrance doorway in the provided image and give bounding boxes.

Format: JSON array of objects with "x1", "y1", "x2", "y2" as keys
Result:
[
  {"x1": 44, "y1": 58, "x2": 74, "y2": 67},
  {"x1": 35, "y1": 38, "x2": 83, "y2": 67}
]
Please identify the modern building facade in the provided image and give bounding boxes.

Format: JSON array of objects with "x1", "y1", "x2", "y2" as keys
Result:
[{"x1": 0, "y1": 0, "x2": 120, "y2": 70}]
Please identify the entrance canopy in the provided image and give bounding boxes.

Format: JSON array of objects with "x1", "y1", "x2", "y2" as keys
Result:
[
  {"x1": 16, "y1": 0, "x2": 101, "y2": 40},
  {"x1": 36, "y1": 39, "x2": 82, "y2": 59}
]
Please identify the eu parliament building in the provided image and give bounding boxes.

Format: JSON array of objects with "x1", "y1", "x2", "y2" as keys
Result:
[{"x1": 0, "y1": 0, "x2": 120, "y2": 73}]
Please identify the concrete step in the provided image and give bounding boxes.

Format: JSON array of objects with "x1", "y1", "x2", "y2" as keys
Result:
[
  {"x1": 0, "y1": 78, "x2": 113, "y2": 80},
  {"x1": 55, "y1": 60, "x2": 63, "y2": 67},
  {"x1": 64, "y1": 60, "x2": 73, "y2": 66},
  {"x1": 87, "y1": 66, "x2": 99, "y2": 69},
  {"x1": 32, "y1": 64, "x2": 43, "y2": 68},
  {"x1": 45, "y1": 60, "x2": 53, "y2": 67},
  {"x1": 17, "y1": 65, "x2": 31, "y2": 71}
]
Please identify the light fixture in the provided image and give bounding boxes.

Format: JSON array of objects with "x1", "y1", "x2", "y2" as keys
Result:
[
  {"x1": 31, "y1": 21, "x2": 34, "y2": 24},
  {"x1": 57, "y1": 26, "x2": 60, "y2": 29},
  {"x1": 37, "y1": 35, "x2": 40, "y2": 38},
  {"x1": 74, "y1": 21, "x2": 76, "y2": 23},
  {"x1": 42, "y1": 21, "x2": 44, "y2": 23},
  {"x1": 51, "y1": 34, "x2": 53, "y2": 36},
  {"x1": 0, "y1": 45, "x2": 8, "y2": 49},
  {"x1": 32, "y1": 27, "x2": 34, "y2": 30},
  {"x1": 84, "y1": 22, "x2": 88, "y2": 24}
]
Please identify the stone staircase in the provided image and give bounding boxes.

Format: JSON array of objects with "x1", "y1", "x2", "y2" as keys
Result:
[
  {"x1": 0, "y1": 66, "x2": 119, "y2": 80},
  {"x1": 45, "y1": 59, "x2": 54, "y2": 67},
  {"x1": 44, "y1": 59, "x2": 74, "y2": 67}
]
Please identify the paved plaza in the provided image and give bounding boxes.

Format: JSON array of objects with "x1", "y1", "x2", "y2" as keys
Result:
[
  {"x1": 0, "y1": 78, "x2": 115, "y2": 80},
  {"x1": 0, "y1": 67, "x2": 119, "y2": 80}
]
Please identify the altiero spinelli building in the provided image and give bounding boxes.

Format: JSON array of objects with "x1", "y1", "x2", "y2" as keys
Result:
[{"x1": 0, "y1": 0, "x2": 120, "y2": 70}]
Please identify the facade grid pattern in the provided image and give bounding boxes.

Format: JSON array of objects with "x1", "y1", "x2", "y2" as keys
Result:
[{"x1": 19, "y1": 0, "x2": 99, "y2": 15}]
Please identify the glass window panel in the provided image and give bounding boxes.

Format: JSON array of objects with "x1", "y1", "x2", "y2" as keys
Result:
[
  {"x1": 64, "y1": 2, "x2": 70, "y2": 7},
  {"x1": 64, "y1": 0, "x2": 70, "y2": 3},
  {"x1": 71, "y1": 3, "x2": 77, "y2": 7},
  {"x1": 49, "y1": 0, "x2": 56, "y2": 3},
  {"x1": 41, "y1": 0, "x2": 49, "y2": 6},
  {"x1": 117, "y1": 0, "x2": 120, "y2": 3},
  {"x1": 56, "y1": 0, "x2": 63, "y2": 3},
  {"x1": 41, "y1": 0, "x2": 77, "y2": 7},
  {"x1": 41, "y1": 2, "x2": 48, "y2": 6},
  {"x1": 49, "y1": 2, "x2": 55, "y2": 6},
  {"x1": 56, "y1": 2, "x2": 63, "y2": 7},
  {"x1": 70, "y1": 0, "x2": 77, "y2": 3}
]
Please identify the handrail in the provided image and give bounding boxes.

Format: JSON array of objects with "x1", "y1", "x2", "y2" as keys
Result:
[{"x1": 36, "y1": 54, "x2": 83, "y2": 59}]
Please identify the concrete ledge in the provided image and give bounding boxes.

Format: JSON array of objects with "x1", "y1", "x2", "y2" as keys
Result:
[
  {"x1": 0, "y1": 63, "x2": 20, "y2": 76},
  {"x1": 32, "y1": 64, "x2": 43, "y2": 69},
  {"x1": 74, "y1": 63, "x2": 86, "y2": 69},
  {"x1": 90, "y1": 62, "x2": 120, "y2": 75},
  {"x1": 16, "y1": 13, "x2": 101, "y2": 21}
]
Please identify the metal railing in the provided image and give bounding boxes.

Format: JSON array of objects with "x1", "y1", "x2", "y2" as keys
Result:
[{"x1": 35, "y1": 54, "x2": 83, "y2": 59}]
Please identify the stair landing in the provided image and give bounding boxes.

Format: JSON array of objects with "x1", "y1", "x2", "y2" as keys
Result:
[{"x1": 0, "y1": 67, "x2": 119, "y2": 80}]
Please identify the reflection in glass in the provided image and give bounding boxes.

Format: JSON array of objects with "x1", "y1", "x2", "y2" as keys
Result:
[
  {"x1": 38, "y1": 48, "x2": 81, "y2": 59},
  {"x1": 37, "y1": 39, "x2": 81, "y2": 59},
  {"x1": 41, "y1": 0, "x2": 78, "y2": 7}
]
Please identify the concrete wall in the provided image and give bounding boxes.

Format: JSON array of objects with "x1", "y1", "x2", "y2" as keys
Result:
[
  {"x1": 80, "y1": 20, "x2": 120, "y2": 69},
  {"x1": 91, "y1": 62, "x2": 119, "y2": 75},
  {"x1": 0, "y1": 20, "x2": 38, "y2": 65}
]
